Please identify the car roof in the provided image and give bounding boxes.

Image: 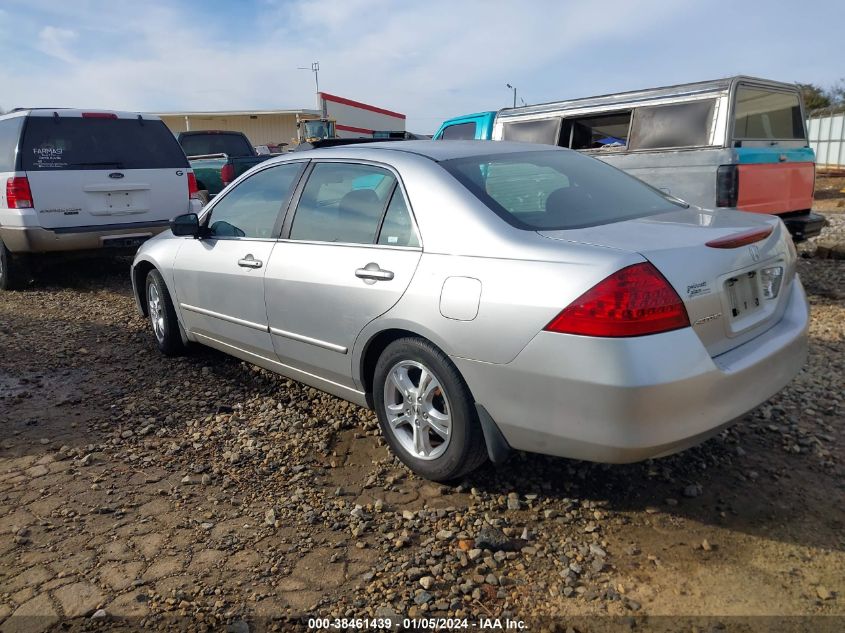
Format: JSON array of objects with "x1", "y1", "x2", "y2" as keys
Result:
[
  {"x1": 304, "y1": 140, "x2": 561, "y2": 162},
  {"x1": 3, "y1": 108, "x2": 162, "y2": 121}
]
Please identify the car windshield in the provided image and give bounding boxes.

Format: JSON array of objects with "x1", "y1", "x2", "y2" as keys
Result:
[{"x1": 441, "y1": 149, "x2": 684, "y2": 230}]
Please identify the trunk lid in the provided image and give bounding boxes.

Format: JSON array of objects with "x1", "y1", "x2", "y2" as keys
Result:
[
  {"x1": 539, "y1": 207, "x2": 796, "y2": 356},
  {"x1": 26, "y1": 168, "x2": 187, "y2": 229}
]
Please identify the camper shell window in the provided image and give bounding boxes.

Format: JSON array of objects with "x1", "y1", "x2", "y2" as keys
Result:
[
  {"x1": 629, "y1": 99, "x2": 717, "y2": 150},
  {"x1": 561, "y1": 112, "x2": 632, "y2": 151},
  {"x1": 501, "y1": 118, "x2": 561, "y2": 145},
  {"x1": 733, "y1": 87, "x2": 804, "y2": 140}
]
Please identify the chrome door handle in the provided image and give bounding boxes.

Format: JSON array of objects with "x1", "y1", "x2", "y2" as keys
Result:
[
  {"x1": 355, "y1": 263, "x2": 394, "y2": 281},
  {"x1": 238, "y1": 255, "x2": 263, "y2": 269}
]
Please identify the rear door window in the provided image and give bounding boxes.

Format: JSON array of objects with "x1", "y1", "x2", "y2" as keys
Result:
[
  {"x1": 179, "y1": 133, "x2": 254, "y2": 157},
  {"x1": 629, "y1": 99, "x2": 717, "y2": 150},
  {"x1": 377, "y1": 188, "x2": 419, "y2": 247},
  {"x1": 0, "y1": 116, "x2": 25, "y2": 172},
  {"x1": 21, "y1": 116, "x2": 188, "y2": 171},
  {"x1": 440, "y1": 122, "x2": 477, "y2": 140},
  {"x1": 501, "y1": 118, "x2": 561, "y2": 145},
  {"x1": 289, "y1": 163, "x2": 395, "y2": 244},
  {"x1": 561, "y1": 112, "x2": 632, "y2": 151},
  {"x1": 733, "y1": 87, "x2": 804, "y2": 140}
]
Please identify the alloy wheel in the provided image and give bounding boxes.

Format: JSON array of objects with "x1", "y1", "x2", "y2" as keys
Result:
[
  {"x1": 147, "y1": 283, "x2": 165, "y2": 343},
  {"x1": 382, "y1": 360, "x2": 452, "y2": 460}
]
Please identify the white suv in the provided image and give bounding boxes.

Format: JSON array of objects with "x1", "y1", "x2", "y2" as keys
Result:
[{"x1": 0, "y1": 108, "x2": 199, "y2": 289}]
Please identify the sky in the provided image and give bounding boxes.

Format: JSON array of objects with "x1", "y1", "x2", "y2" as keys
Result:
[{"x1": 0, "y1": 0, "x2": 843, "y2": 134}]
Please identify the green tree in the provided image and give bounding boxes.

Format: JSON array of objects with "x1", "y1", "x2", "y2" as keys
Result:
[{"x1": 798, "y1": 83, "x2": 831, "y2": 110}]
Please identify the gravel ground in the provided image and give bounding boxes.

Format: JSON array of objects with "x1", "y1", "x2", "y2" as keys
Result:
[{"x1": 1, "y1": 207, "x2": 843, "y2": 631}]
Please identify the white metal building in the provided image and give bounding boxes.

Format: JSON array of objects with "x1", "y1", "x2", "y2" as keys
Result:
[
  {"x1": 808, "y1": 110, "x2": 845, "y2": 171},
  {"x1": 155, "y1": 93, "x2": 405, "y2": 147}
]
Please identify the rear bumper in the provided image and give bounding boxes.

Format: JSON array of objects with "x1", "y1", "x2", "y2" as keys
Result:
[
  {"x1": 781, "y1": 211, "x2": 826, "y2": 242},
  {"x1": 453, "y1": 278, "x2": 809, "y2": 463},
  {"x1": 0, "y1": 221, "x2": 169, "y2": 254}
]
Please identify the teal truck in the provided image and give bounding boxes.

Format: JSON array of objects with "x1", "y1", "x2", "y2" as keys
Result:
[{"x1": 176, "y1": 131, "x2": 273, "y2": 201}]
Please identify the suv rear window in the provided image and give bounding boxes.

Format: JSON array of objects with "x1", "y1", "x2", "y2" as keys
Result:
[
  {"x1": 21, "y1": 117, "x2": 188, "y2": 171},
  {"x1": 733, "y1": 87, "x2": 804, "y2": 140},
  {"x1": 442, "y1": 149, "x2": 682, "y2": 230},
  {"x1": 179, "y1": 133, "x2": 254, "y2": 157}
]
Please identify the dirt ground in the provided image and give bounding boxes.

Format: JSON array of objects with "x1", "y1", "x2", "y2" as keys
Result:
[{"x1": 0, "y1": 186, "x2": 843, "y2": 632}]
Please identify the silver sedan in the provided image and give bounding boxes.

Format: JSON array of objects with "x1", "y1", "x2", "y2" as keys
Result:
[{"x1": 131, "y1": 141, "x2": 809, "y2": 481}]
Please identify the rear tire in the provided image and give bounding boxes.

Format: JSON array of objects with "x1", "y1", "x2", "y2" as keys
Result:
[
  {"x1": 373, "y1": 337, "x2": 488, "y2": 482},
  {"x1": 145, "y1": 269, "x2": 186, "y2": 356},
  {"x1": 0, "y1": 239, "x2": 25, "y2": 291}
]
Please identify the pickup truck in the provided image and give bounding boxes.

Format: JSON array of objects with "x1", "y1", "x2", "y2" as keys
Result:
[{"x1": 176, "y1": 131, "x2": 273, "y2": 200}]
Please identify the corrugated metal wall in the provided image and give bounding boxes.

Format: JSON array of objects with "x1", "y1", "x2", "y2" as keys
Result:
[
  {"x1": 808, "y1": 112, "x2": 845, "y2": 170},
  {"x1": 159, "y1": 114, "x2": 300, "y2": 147}
]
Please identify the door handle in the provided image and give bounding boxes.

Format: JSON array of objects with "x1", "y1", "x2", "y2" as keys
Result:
[
  {"x1": 238, "y1": 255, "x2": 263, "y2": 269},
  {"x1": 355, "y1": 262, "x2": 394, "y2": 282}
]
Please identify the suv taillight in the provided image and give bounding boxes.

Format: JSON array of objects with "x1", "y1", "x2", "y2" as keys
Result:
[
  {"x1": 6, "y1": 177, "x2": 34, "y2": 209},
  {"x1": 220, "y1": 164, "x2": 235, "y2": 187},
  {"x1": 544, "y1": 262, "x2": 690, "y2": 337},
  {"x1": 187, "y1": 171, "x2": 199, "y2": 199},
  {"x1": 716, "y1": 165, "x2": 738, "y2": 207}
]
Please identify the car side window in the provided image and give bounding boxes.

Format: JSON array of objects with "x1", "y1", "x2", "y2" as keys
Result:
[
  {"x1": 377, "y1": 188, "x2": 419, "y2": 247},
  {"x1": 290, "y1": 163, "x2": 396, "y2": 244},
  {"x1": 207, "y1": 163, "x2": 302, "y2": 239}
]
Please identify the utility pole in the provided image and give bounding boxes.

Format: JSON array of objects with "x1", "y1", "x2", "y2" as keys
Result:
[
  {"x1": 299, "y1": 61, "x2": 321, "y2": 113},
  {"x1": 506, "y1": 83, "x2": 517, "y2": 108}
]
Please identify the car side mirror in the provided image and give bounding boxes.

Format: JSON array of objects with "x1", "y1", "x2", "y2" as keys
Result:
[{"x1": 171, "y1": 213, "x2": 200, "y2": 237}]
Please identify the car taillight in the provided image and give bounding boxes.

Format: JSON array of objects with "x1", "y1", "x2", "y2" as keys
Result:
[
  {"x1": 705, "y1": 226, "x2": 773, "y2": 248},
  {"x1": 6, "y1": 177, "x2": 34, "y2": 209},
  {"x1": 220, "y1": 164, "x2": 235, "y2": 186},
  {"x1": 187, "y1": 171, "x2": 199, "y2": 199},
  {"x1": 716, "y1": 165, "x2": 738, "y2": 207},
  {"x1": 544, "y1": 262, "x2": 690, "y2": 337},
  {"x1": 81, "y1": 112, "x2": 118, "y2": 119}
]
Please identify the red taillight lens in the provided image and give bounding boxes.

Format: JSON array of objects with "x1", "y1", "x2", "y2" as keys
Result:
[
  {"x1": 6, "y1": 177, "x2": 34, "y2": 209},
  {"x1": 705, "y1": 226, "x2": 773, "y2": 248},
  {"x1": 220, "y1": 164, "x2": 235, "y2": 186},
  {"x1": 716, "y1": 165, "x2": 738, "y2": 207},
  {"x1": 81, "y1": 112, "x2": 118, "y2": 119},
  {"x1": 545, "y1": 262, "x2": 690, "y2": 337},
  {"x1": 187, "y1": 171, "x2": 199, "y2": 199}
]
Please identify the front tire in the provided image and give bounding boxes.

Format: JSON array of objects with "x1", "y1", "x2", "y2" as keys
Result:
[
  {"x1": 373, "y1": 337, "x2": 488, "y2": 481},
  {"x1": 145, "y1": 269, "x2": 185, "y2": 356}
]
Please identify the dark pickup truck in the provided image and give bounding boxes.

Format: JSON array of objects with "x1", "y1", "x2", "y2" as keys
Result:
[{"x1": 176, "y1": 131, "x2": 273, "y2": 200}]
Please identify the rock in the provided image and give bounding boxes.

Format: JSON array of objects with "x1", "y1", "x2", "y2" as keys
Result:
[
  {"x1": 816, "y1": 586, "x2": 833, "y2": 600},
  {"x1": 265, "y1": 508, "x2": 277, "y2": 526},
  {"x1": 474, "y1": 525, "x2": 512, "y2": 551},
  {"x1": 419, "y1": 576, "x2": 434, "y2": 590},
  {"x1": 468, "y1": 548, "x2": 483, "y2": 561},
  {"x1": 414, "y1": 591, "x2": 433, "y2": 605},
  {"x1": 683, "y1": 484, "x2": 702, "y2": 498},
  {"x1": 91, "y1": 609, "x2": 108, "y2": 620},
  {"x1": 402, "y1": 510, "x2": 415, "y2": 520},
  {"x1": 227, "y1": 620, "x2": 250, "y2": 633},
  {"x1": 701, "y1": 539, "x2": 713, "y2": 552}
]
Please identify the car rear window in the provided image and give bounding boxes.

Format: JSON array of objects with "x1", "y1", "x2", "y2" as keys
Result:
[
  {"x1": 179, "y1": 133, "x2": 254, "y2": 158},
  {"x1": 21, "y1": 116, "x2": 188, "y2": 171},
  {"x1": 733, "y1": 87, "x2": 805, "y2": 140},
  {"x1": 442, "y1": 149, "x2": 682, "y2": 230}
]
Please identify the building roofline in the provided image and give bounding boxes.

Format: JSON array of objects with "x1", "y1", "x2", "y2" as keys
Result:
[{"x1": 152, "y1": 109, "x2": 319, "y2": 117}]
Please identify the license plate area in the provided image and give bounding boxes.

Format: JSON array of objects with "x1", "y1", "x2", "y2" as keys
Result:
[{"x1": 726, "y1": 271, "x2": 762, "y2": 322}]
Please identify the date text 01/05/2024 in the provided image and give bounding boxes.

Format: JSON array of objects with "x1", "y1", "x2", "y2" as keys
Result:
[{"x1": 306, "y1": 617, "x2": 527, "y2": 630}]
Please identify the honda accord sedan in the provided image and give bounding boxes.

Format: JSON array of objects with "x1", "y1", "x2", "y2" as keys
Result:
[{"x1": 131, "y1": 141, "x2": 808, "y2": 481}]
